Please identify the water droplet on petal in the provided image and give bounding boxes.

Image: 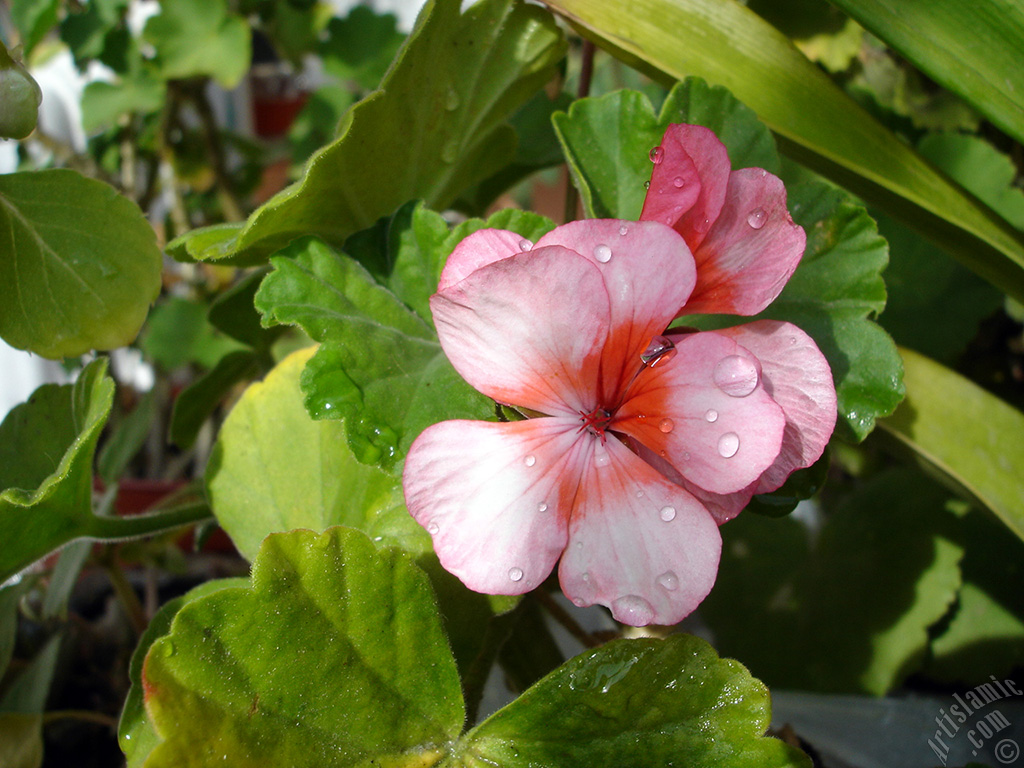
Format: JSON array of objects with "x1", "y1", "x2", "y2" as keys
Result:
[
  {"x1": 697, "y1": 217, "x2": 711, "y2": 233},
  {"x1": 518, "y1": 239, "x2": 533, "y2": 252},
  {"x1": 612, "y1": 594, "x2": 655, "y2": 625},
  {"x1": 644, "y1": 180, "x2": 651, "y2": 190},
  {"x1": 427, "y1": 522, "x2": 439, "y2": 535},
  {"x1": 660, "y1": 505, "x2": 676, "y2": 522},
  {"x1": 713, "y1": 355, "x2": 759, "y2": 397},
  {"x1": 649, "y1": 145, "x2": 664, "y2": 164},
  {"x1": 538, "y1": 502, "x2": 548, "y2": 513},
  {"x1": 618, "y1": 224, "x2": 629, "y2": 236},
  {"x1": 573, "y1": 597, "x2": 587, "y2": 607},
  {"x1": 704, "y1": 409, "x2": 719, "y2": 423},
  {"x1": 593, "y1": 243, "x2": 612, "y2": 263},
  {"x1": 747, "y1": 208, "x2": 767, "y2": 229},
  {"x1": 524, "y1": 454, "x2": 536, "y2": 467},
  {"x1": 657, "y1": 571, "x2": 679, "y2": 591},
  {"x1": 658, "y1": 418, "x2": 674, "y2": 433},
  {"x1": 718, "y1": 432, "x2": 740, "y2": 458},
  {"x1": 509, "y1": 567, "x2": 524, "y2": 582},
  {"x1": 641, "y1": 335, "x2": 676, "y2": 367},
  {"x1": 636, "y1": 490, "x2": 645, "y2": 498},
  {"x1": 672, "y1": 176, "x2": 685, "y2": 188},
  {"x1": 582, "y1": 572, "x2": 590, "y2": 582},
  {"x1": 593, "y1": 443, "x2": 612, "y2": 468}
]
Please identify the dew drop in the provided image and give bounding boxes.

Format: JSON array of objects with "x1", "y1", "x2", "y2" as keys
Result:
[
  {"x1": 636, "y1": 490, "x2": 645, "y2": 498},
  {"x1": 658, "y1": 418, "x2": 674, "y2": 433},
  {"x1": 718, "y1": 432, "x2": 740, "y2": 458},
  {"x1": 747, "y1": 208, "x2": 767, "y2": 229},
  {"x1": 593, "y1": 443, "x2": 612, "y2": 468},
  {"x1": 445, "y1": 86, "x2": 460, "y2": 111},
  {"x1": 612, "y1": 594, "x2": 655, "y2": 625},
  {"x1": 618, "y1": 224, "x2": 629, "y2": 236},
  {"x1": 659, "y1": 505, "x2": 677, "y2": 522},
  {"x1": 593, "y1": 243, "x2": 612, "y2": 263},
  {"x1": 657, "y1": 571, "x2": 679, "y2": 591},
  {"x1": 518, "y1": 238, "x2": 533, "y2": 252},
  {"x1": 524, "y1": 454, "x2": 537, "y2": 467},
  {"x1": 427, "y1": 522, "x2": 440, "y2": 535},
  {"x1": 582, "y1": 572, "x2": 590, "y2": 582},
  {"x1": 538, "y1": 502, "x2": 548, "y2": 513},
  {"x1": 573, "y1": 597, "x2": 587, "y2": 607},
  {"x1": 644, "y1": 180, "x2": 651, "y2": 190},
  {"x1": 162, "y1": 641, "x2": 176, "y2": 657},
  {"x1": 672, "y1": 176, "x2": 685, "y2": 188},
  {"x1": 704, "y1": 409, "x2": 719, "y2": 423},
  {"x1": 509, "y1": 567, "x2": 524, "y2": 582},
  {"x1": 649, "y1": 145, "x2": 665, "y2": 164},
  {"x1": 713, "y1": 355, "x2": 759, "y2": 397},
  {"x1": 441, "y1": 140, "x2": 459, "y2": 163},
  {"x1": 641, "y1": 335, "x2": 677, "y2": 367}
]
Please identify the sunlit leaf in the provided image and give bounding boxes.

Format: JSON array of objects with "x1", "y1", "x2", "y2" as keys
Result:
[{"x1": 143, "y1": 0, "x2": 251, "y2": 88}]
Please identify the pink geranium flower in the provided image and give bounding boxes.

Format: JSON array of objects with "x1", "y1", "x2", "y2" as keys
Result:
[{"x1": 402, "y1": 124, "x2": 836, "y2": 626}]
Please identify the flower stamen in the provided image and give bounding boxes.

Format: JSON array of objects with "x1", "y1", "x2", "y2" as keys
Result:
[{"x1": 579, "y1": 407, "x2": 613, "y2": 441}]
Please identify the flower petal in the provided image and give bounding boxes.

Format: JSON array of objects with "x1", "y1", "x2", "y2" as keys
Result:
[
  {"x1": 431, "y1": 245, "x2": 609, "y2": 415},
  {"x1": 558, "y1": 436, "x2": 721, "y2": 626},
  {"x1": 403, "y1": 418, "x2": 583, "y2": 594},
  {"x1": 715, "y1": 320, "x2": 836, "y2": 493},
  {"x1": 534, "y1": 219, "x2": 696, "y2": 403},
  {"x1": 640, "y1": 124, "x2": 730, "y2": 252},
  {"x1": 438, "y1": 228, "x2": 525, "y2": 292},
  {"x1": 614, "y1": 331, "x2": 786, "y2": 495},
  {"x1": 684, "y1": 168, "x2": 805, "y2": 316}
]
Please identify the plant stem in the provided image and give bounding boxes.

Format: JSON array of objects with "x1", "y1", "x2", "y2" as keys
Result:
[
  {"x1": 533, "y1": 589, "x2": 601, "y2": 648},
  {"x1": 97, "y1": 546, "x2": 148, "y2": 636},
  {"x1": 188, "y1": 79, "x2": 246, "y2": 223},
  {"x1": 42, "y1": 709, "x2": 119, "y2": 729},
  {"x1": 562, "y1": 39, "x2": 597, "y2": 224},
  {"x1": 86, "y1": 501, "x2": 213, "y2": 542}
]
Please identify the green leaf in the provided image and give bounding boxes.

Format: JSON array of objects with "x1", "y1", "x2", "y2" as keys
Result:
[
  {"x1": 319, "y1": 5, "x2": 406, "y2": 91},
  {"x1": 0, "y1": 635, "x2": 62, "y2": 714},
  {"x1": 0, "y1": 579, "x2": 35, "y2": 676},
  {"x1": 10, "y1": 0, "x2": 59, "y2": 58},
  {"x1": 0, "y1": 713, "x2": 42, "y2": 768},
  {"x1": 255, "y1": 236, "x2": 493, "y2": 469},
  {"x1": 553, "y1": 79, "x2": 779, "y2": 221},
  {"x1": 141, "y1": 527, "x2": 464, "y2": 767},
  {"x1": 701, "y1": 469, "x2": 963, "y2": 694},
  {"x1": 119, "y1": 578, "x2": 248, "y2": 767},
  {"x1": 0, "y1": 360, "x2": 113, "y2": 583},
  {"x1": 0, "y1": 42, "x2": 41, "y2": 141},
  {"x1": 140, "y1": 297, "x2": 247, "y2": 371},
  {"x1": 81, "y1": 72, "x2": 167, "y2": 134},
  {"x1": 541, "y1": 0, "x2": 1024, "y2": 305},
  {"x1": 205, "y1": 346, "x2": 423, "y2": 560},
  {"x1": 169, "y1": 350, "x2": 259, "y2": 449},
  {"x1": 828, "y1": 0, "x2": 1024, "y2": 147},
  {"x1": 453, "y1": 635, "x2": 809, "y2": 767},
  {"x1": 0, "y1": 169, "x2": 162, "y2": 358},
  {"x1": 143, "y1": 0, "x2": 251, "y2": 88},
  {"x1": 176, "y1": 0, "x2": 566, "y2": 265},
  {"x1": 59, "y1": 0, "x2": 128, "y2": 65},
  {"x1": 97, "y1": 390, "x2": 158, "y2": 484},
  {"x1": 879, "y1": 347, "x2": 1024, "y2": 541}
]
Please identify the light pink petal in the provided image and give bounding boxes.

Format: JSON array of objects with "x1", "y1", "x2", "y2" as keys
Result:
[
  {"x1": 403, "y1": 418, "x2": 584, "y2": 594},
  {"x1": 685, "y1": 168, "x2": 805, "y2": 316},
  {"x1": 716, "y1": 321, "x2": 836, "y2": 493},
  {"x1": 431, "y1": 245, "x2": 608, "y2": 416},
  {"x1": 632, "y1": 439, "x2": 754, "y2": 525},
  {"x1": 438, "y1": 229, "x2": 525, "y2": 292},
  {"x1": 534, "y1": 219, "x2": 696, "y2": 404},
  {"x1": 614, "y1": 331, "x2": 786, "y2": 496},
  {"x1": 558, "y1": 436, "x2": 721, "y2": 626},
  {"x1": 640, "y1": 124, "x2": 730, "y2": 252}
]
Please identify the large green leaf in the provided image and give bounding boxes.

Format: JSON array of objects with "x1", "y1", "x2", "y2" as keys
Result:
[
  {"x1": 0, "y1": 170, "x2": 162, "y2": 358},
  {"x1": 141, "y1": 527, "x2": 464, "y2": 767},
  {"x1": 553, "y1": 79, "x2": 779, "y2": 222},
  {"x1": 540, "y1": 0, "x2": 1024, "y2": 304},
  {"x1": 828, "y1": 0, "x2": 1024, "y2": 147},
  {"x1": 205, "y1": 347, "x2": 424, "y2": 561},
  {"x1": 452, "y1": 635, "x2": 809, "y2": 767},
  {"x1": 169, "y1": 0, "x2": 565, "y2": 265},
  {"x1": 879, "y1": 347, "x2": 1024, "y2": 541},
  {"x1": 142, "y1": 0, "x2": 250, "y2": 88},
  {"x1": 701, "y1": 469, "x2": 963, "y2": 694}
]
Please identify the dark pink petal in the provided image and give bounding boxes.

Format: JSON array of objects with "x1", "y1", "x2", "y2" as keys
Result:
[
  {"x1": 685, "y1": 168, "x2": 805, "y2": 316},
  {"x1": 716, "y1": 320, "x2": 836, "y2": 493},
  {"x1": 640, "y1": 124, "x2": 730, "y2": 252},
  {"x1": 431, "y1": 245, "x2": 609, "y2": 416},
  {"x1": 438, "y1": 229, "x2": 525, "y2": 291},
  {"x1": 534, "y1": 219, "x2": 696, "y2": 404},
  {"x1": 614, "y1": 331, "x2": 786, "y2": 496},
  {"x1": 558, "y1": 436, "x2": 721, "y2": 626},
  {"x1": 403, "y1": 418, "x2": 584, "y2": 594}
]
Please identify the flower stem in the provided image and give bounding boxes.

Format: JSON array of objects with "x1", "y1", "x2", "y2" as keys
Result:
[
  {"x1": 534, "y1": 589, "x2": 602, "y2": 648},
  {"x1": 562, "y1": 39, "x2": 596, "y2": 223},
  {"x1": 85, "y1": 501, "x2": 213, "y2": 542}
]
